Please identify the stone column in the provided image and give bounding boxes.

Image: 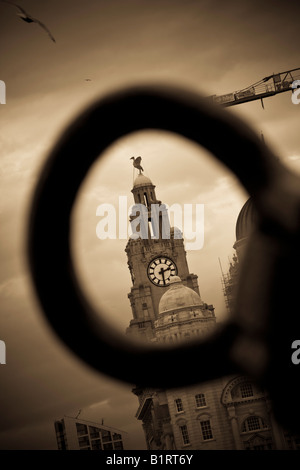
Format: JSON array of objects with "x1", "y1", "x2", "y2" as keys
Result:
[
  {"x1": 266, "y1": 399, "x2": 286, "y2": 450},
  {"x1": 162, "y1": 419, "x2": 176, "y2": 450},
  {"x1": 227, "y1": 405, "x2": 243, "y2": 450}
]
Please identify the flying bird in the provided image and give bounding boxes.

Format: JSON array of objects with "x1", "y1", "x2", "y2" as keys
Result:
[
  {"x1": 130, "y1": 156, "x2": 144, "y2": 172},
  {"x1": 1, "y1": 0, "x2": 56, "y2": 43}
]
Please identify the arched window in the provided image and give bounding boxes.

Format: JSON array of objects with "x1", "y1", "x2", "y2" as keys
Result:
[
  {"x1": 230, "y1": 381, "x2": 255, "y2": 400},
  {"x1": 241, "y1": 416, "x2": 268, "y2": 433},
  {"x1": 144, "y1": 192, "x2": 149, "y2": 207},
  {"x1": 195, "y1": 393, "x2": 206, "y2": 408},
  {"x1": 240, "y1": 382, "x2": 253, "y2": 398}
]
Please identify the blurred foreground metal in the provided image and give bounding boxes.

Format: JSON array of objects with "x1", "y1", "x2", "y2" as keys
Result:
[{"x1": 28, "y1": 85, "x2": 300, "y2": 431}]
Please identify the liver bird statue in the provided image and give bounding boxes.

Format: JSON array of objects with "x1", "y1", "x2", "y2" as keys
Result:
[{"x1": 130, "y1": 156, "x2": 144, "y2": 173}]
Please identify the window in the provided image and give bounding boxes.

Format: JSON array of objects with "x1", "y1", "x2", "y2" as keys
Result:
[
  {"x1": 89, "y1": 426, "x2": 100, "y2": 439},
  {"x1": 175, "y1": 398, "x2": 184, "y2": 413},
  {"x1": 200, "y1": 420, "x2": 213, "y2": 441},
  {"x1": 148, "y1": 221, "x2": 155, "y2": 238},
  {"x1": 103, "y1": 442, "x2": 113, "y2": 450},
  {"x1": 195, "y1": 393, "x2": 206, "y2": 408},
  {"x1": 76, "y1": 423, "x2": 88, "y2": 436},
  {"x1": 240, "y1": 383, "x2": 253, "y2": 398},
  {"x1": 78, "y1": 436, "x2": 90, "y2": 447},
  {"x1": 101, "y1": 430, "x2": 112, "y2": 442},
  {"x1": 242, "y1": 416, "x2": 267, "y2": 433},
  {"x1": 114, "y1": 441, "x2": 124, "y2": 450},
  {"x1": 179, "y1": 425, "x2": 190, "y2": 445},
  {"x1": 244, "y1": 436, "x2": 273, "y2": 450},
  {"x1": 91, "y1": 439, "x2": 102, "y2": 450}
]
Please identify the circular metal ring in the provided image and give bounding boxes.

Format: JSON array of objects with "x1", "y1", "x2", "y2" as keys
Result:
[{"x1": 27, "y1": 84, "x2": 293, "y2": 389}]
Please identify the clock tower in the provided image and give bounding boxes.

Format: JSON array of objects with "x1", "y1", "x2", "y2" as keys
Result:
[
  {"x1": 124, "y1": 162, "x2": 297, "y2": 451},
  {"x1": 125, "y1": 160, "x2": 201, "y2": 342}
]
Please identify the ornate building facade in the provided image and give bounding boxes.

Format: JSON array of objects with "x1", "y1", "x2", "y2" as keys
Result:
[{"x1": 125, "y1": 166, "x2": 299, "y2": 450}]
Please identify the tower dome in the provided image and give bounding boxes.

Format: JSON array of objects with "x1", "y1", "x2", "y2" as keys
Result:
[
  {"x1": 155, "y1": 276, "x2": 216, "y2": 342},
  {"x1": 158, "y1": 276, "x2": 203, "y2": 314},
  {"x1": 133, "y1": 173, "x2": 153, "y2": 188},
  {"x1": 131, "y1": 171, "x2": 160, "y2": 208},
  {"x1": 234, "y1": 197, "x2": 258, "y2": 261},
  {"x1": 235, "y1": 197, "x2": 257, "y2": 242}
]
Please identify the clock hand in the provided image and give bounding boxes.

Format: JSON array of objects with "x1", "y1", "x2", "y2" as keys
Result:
[
  {"x1": 162, "y1": 267, "x2": 171, "y2": 275},
  {"x1": 158, "y1": 266, "x2": 167, "y2": 285}
]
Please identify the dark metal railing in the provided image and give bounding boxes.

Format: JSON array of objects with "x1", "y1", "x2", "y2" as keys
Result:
[{"x1": 27, "y1": 84, "x2": 300, "y2": 432}]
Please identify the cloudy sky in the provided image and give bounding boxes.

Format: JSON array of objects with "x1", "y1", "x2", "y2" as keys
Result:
[{"x1": 0, "y1": 0, "x2": 300, "y2": 450}]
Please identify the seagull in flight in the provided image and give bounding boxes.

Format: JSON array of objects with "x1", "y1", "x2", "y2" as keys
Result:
[{"x1": 1, "y1": 0, "x2": 56, "y2": 43}]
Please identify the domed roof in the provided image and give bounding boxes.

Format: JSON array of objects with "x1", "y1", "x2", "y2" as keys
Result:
[
  {"x1": 235, "y1": 197, "x2": 257, "y2": 241},
  {"x1": 133, "y1": 173, "x2": 153, "y2": 188},
  {"x1": 159, "y1": 276, "x2": 203, "y2": 314}
]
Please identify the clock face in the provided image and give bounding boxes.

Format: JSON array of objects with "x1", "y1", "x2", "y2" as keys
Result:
[{"x1": 147, "y1": 256, "x2": 177, "y2": 287}]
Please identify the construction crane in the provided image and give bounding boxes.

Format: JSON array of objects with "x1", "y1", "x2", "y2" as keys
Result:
[
  {"x1": 208, "y1": 67, "x2": 300, "y2": 108},
  {"x1": 214, "y1": 67, "x2": 300, "y2": 313}
]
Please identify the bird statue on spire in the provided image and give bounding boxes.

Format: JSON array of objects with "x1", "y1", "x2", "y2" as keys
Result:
[{"x1": 130, "y1": 156, "x2": 144, "y2": 174}]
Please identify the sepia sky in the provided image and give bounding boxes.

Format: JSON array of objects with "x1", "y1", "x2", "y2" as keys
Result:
[{"x1": 0, "y1": 0, "x2": 300, "y2": 450}]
